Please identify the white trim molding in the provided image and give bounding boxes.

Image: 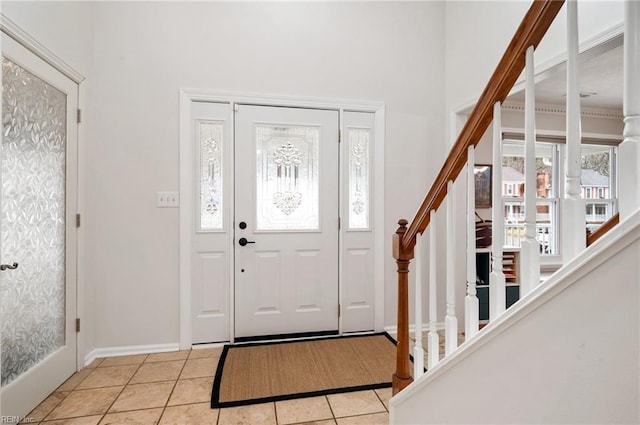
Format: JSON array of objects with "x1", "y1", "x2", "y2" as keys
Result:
[
  {"x1": 84, "y1": 343, "x2": 181, "y2": 367},
  {"x1": 0, "y1": 14, "x2": 84, "y2": 84},
  {"x1": 179, "y1": 90, "x2": 386, "y2": 348}
]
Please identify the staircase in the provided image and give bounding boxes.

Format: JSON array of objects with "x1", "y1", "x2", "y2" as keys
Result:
[{"x1": 389, "y1": 1, "x2": 640, "y2": 423}]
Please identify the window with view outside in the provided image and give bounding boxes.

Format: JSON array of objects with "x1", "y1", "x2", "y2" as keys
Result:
[
  {"x1": 501, "y1": 140, "x2": 617, "y2": 257},
  {"x1": 502, "y1": 141, "x2": 558, "y2": 255},
  {"x1": 581, "y1": 145, "x2": 616, "y2": 233}
]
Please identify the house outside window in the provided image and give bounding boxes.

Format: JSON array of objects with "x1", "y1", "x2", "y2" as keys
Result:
[{"x1": 501, "y1": 140, "x2": 617, "y2": 257}]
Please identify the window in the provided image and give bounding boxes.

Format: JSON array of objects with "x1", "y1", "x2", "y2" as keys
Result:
[
  {"x1": 501, "y1": 140, "x2": 617, "y2": 257},
  {"x1": 502, "y1": 141, "x2": 558, "y2": 255},
  {"x1": 581, "y1": 144, "x2": 616, "y2": 232}
]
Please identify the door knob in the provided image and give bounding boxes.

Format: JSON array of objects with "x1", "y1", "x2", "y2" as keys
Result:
[
  {"x1": 238, "y1": 238, "x2": 255, "y2": 247},
  {"x1": 0, "y1": 262, "x2": 19, "y2": 271}
]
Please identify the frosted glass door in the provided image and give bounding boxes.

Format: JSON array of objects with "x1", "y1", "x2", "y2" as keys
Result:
[
  {"x1": 1, "y1": 33, "x2": 78, "y2": 419},
  {"x1": 234, "y1": 105, "x2": 339, "y2": 339}
]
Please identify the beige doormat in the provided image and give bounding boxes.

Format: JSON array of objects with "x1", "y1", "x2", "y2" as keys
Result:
[{"x1": 211, "y1": 333, "x2": 397, "y2": 408}]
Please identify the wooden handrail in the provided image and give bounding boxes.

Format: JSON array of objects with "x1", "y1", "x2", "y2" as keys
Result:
[
  {"x1": 587, "y1": 213, "x2": 620, "y2": 246},
  {"x1": 392, "y1": 0, "x2": 566, "y2": 396},
  {"x1": 401, "y1": 0, "x2": 565, "y2": 251}
]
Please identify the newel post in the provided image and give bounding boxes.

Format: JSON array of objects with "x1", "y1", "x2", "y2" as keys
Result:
[{"x1": 392, "y1": 219, "x2": 414, "y2": 395}]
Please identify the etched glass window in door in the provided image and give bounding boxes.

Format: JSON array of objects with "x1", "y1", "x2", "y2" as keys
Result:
[
  {"x1": 256, "y1": 125, "x2": 320, "y2": 231},
  {"x1": 198, "y1": 121, "x2": 223, "y2": 231},
  {"x1": 1, "y1": 57, "x2": 67, "y2": 386},
  {"x1": 348, "y1": 128, "x2": 370, "y2": 229}
]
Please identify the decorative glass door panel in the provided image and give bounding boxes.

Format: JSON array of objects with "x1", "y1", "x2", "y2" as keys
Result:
[
  {"x1": 1, "y1": 57, "x2": 67, "y2": 387},
  {"x1": 198, "y1": 120, "x2": 224, "y2": 231},
  {"x1": 256, "y1": 125, "x2": 320, "y2": 231},
  {"x1": 234, "y1": 105, "x2": 339, "y2": 339},
  {"x1": 1, "y1": 33, "x2": 78, "y2": 418}
]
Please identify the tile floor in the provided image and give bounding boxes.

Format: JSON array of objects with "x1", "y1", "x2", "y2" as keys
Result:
[{"x1": 22, "y1": 347, "x2": 392, "y2": 425}]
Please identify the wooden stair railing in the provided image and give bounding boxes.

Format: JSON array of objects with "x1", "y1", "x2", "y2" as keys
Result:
[
  {"x1": 587, "y1": 213, "x2": 620, "y2": 247},
  {"x1": 392, "y1": 0, "x2": 565, "y2": 395}
]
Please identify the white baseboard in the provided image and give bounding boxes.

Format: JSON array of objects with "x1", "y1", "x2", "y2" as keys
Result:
[
  {"x1": 84, "y1": 343, "x2": 180, "y2": 367},
  {"x1": 384, "y1": 322, "x2": 445, "y2": 338}
]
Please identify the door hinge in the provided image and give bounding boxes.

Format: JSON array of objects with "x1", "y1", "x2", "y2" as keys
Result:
[
  {"x1": 76, "y1": 318, "x2": 80, "y2": 333},
  {"x1": 338, "y1": 129, "x2": 341, "y2": 143},
  {"x1": 338, "y1": 217, "x2": 341, "y2": 230},
  {"x1": 76, "y1": 213, "x2": 81, "y2": 228},
  {"x1": 338, "y1": 304, "x2": 341, "y2": 318},
  {"x1": 77, "y1": 109, "x2": 82, "y2": 124}
]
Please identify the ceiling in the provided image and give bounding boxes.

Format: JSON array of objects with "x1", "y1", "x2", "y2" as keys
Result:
[{"x1": 507, "y1": 37, "x2": 623, "y2": 111}]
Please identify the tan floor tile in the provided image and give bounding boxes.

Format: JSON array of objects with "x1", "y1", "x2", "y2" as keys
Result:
[
  {"x1": 129, "y1": 360, "x2": 185, "y2": 384},
  {"x1": 57, "y1": 369, "x2": 93, "y2": 392},
  {"x1": 167, "y1": 377, "x2": 213, "y2": 406},
  {"x1": 374, "y1": 387, "x2": 392, "y2": 410},
  {"x1": 109, "y1": 381, "x2": 174, "y2": 413},
  {"x1": 85, "y1": 358, "x2": 104, "y2": 369},
  {"x1": 218, "y1": 402, "x2": 276, "y2": 425},
  {"x1": 335, "y1": 412, "x2": 389, "y2": 425},
  {"x1": 99, "y1": 407, "x2": 163, "y2": 424},
  {"x1": 179, "y1": 357, "x2": 217, "y2": 379},
  {"x1": 99, "y1": 354, "x2": 148, "y2": 367},
  {"x1": 41, "y1": 415, "x2": 103, "y2": 425},
  {"x1": 46, "y1": 387, "x2": 123, "y2": 420},
  {"x1": 76, "y1": 365, "x2": 139, "y2": 390},
  {"x1": 188, "y1": 347, "x2": 223, "y2": 359},
  {"x1": 159, "y1": 402, "x2": 219, "y2": 425},
  {"x1": 326, "y1": 391, "x2": 386, "y2": 418},
  {"x1": 27, "y1": 391, "x2": 67, "y2": 421},
  {"x1": 275, "y1": 396, "x2": 333, "y2": 425},
  {"x1": 296, "y1": 421, "x2": 336, "y2": 425},
  {"x1": 145, "y1": 351, "x2": 190, "y2": 363}
]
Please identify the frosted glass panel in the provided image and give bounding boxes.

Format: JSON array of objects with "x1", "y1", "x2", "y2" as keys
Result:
[
  {"x1": 256, "y1": 125, "x2": 319, "y2": 230},
  {"x1": 198, "y1": 121, "x2": 223, "y2": 231},
  {"x1": 1, "y1": 58, "x2": 67, "y2": 386},
  {"x1": 348, "y1": 128, "x2": 370, "y2": 229}
]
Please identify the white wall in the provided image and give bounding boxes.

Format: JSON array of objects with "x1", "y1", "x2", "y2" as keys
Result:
[
  {"x1": 391, "y1": 212, "x2": 640, "y2": 424},
  {"x1": 84, "y1": 2, "x2": 446, "y2": 348}
]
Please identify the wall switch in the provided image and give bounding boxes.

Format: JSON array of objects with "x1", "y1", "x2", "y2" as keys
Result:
[{"x1": 157, "y1": 191, "x2": 179, "y2": 207}]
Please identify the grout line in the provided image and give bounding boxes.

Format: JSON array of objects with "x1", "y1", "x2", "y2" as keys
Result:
[
  {"x1": 99, "y1": 355, "x2": 148, "y2": 421},
  {"x1": 372, "y1": 389, "x2": 389, "y2": 413},
  {"x1": 324, "y1": 395, "x2": 337, "y2": 421}
]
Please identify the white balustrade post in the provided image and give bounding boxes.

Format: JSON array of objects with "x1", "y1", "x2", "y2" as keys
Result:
[
  {"x1": 413, "y1": 232, "x2": 425, "y2": 379},
  {"x1": 490, "y1": 102, "x2": 506, "y2": 320},
  {"x1": 445, "y1": 180, "x2": 458, "y2": 355},
  {"x1": 520, "y1": 46, "x2": 541, "y2": 296},
  {"x1": 465, "y1": 147, "x2": 479, "y2": 338},
  {"x1": 562, "y1": 0, "x2": 586, "y2": 262},
  {"x1": 427, "y1": 209, "x2": 440, "y2": 368},
  {"x1": 619, "y1": 0, "x2": 640, "y2": 219}
]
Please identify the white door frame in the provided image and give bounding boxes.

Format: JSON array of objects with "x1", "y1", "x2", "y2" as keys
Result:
[
  {"x1": 1, "y1": 15, "x2": 85, "y2": 417},
  {"x1": 0, "y1": 14, "x2": 86, "y2": 370},
  {"x1": 179, "y1": 90, "x2": 385, "y2": 348}
]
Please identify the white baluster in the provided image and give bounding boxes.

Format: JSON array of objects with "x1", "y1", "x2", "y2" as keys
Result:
[
  {"x1": 427, "y1": 209, "x2": 440, "y2": 368},
  {"x1": 521, "y1": 46, "x2": 541, "y2": 296},
  {"x1": 619, "y1": 0, "x2": 640, "y2": 219},
  {"x1": 465, "y1": 147, "x2": 479, "y2": 338},
  {"x1": 490, "y1": 101, "x2": 506, "y2": 320},
  {"x1": 445, "y1": 180, "x2": 458, "y2": 355},
  {"x1": 413, "y1": 232, "x2": 425, "y2": 379},
  {"x1": 562, "y1": 0, "x2": 586, "y2": 262}
]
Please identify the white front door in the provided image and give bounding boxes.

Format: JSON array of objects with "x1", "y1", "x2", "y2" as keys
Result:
[
  {"x1": 234, "y1": 105, "x2": 339, "y2": 339},
  {"x1": 1, "y1": 33, "x2": 78, "y2": 419}
]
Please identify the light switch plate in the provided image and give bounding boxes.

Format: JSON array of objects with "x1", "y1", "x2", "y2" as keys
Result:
[{"x1": 157, "y1": 191, "x2": 179, "y2": 207}]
